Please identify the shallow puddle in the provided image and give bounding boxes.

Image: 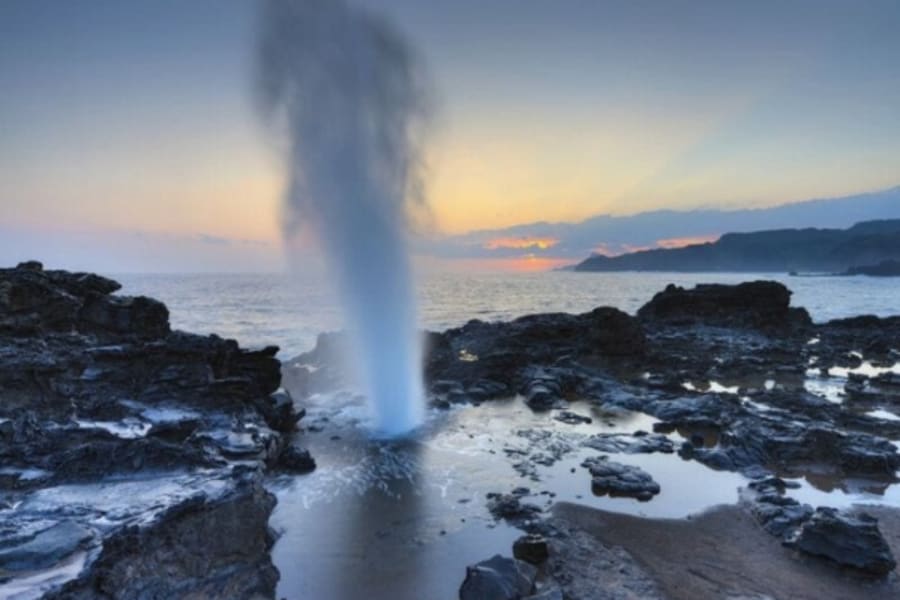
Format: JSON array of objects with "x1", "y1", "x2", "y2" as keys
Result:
[{"x1": 270, "y1": 391, "x2": 900, "y2": 599}]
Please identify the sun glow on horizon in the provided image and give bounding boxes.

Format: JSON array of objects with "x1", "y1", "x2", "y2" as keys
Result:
[{"x1": 483, "y1": 236, "x2": 559, "y2": 250}]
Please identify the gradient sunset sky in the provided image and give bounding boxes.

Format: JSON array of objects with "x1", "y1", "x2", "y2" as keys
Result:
[{"x1": 2, "y1": 0, "x2": 899, "y2": 271}]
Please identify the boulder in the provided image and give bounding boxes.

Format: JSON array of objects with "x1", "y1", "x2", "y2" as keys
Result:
[
  {"x1": 277, "y1": 444, "x2": 317, "y2": 474},
  {"x1": 749, "y1": 494, "x2": 814, "y2": 538},
  {"x1": 582, "y1": 432, "x2": 674, "y2": 454},
  {"x1": 784, "y1": 507, "x2": 896, "y2": 576},
  {"x1": 581, "y1": 457, "x2": 660, "y2": 501},
  {"x1": 486, "y1": 492, "x2": 542, "y2": 522},
  {"x1": 79, "y1": 294, "x2": 170, "y2": 339},
  {"x1": 459, "y1": 555, "x2": 537, "y2": 600},
  {"x1": 513, "y1": 534, "x2": 549, "y2": 565},
  {"x1": 638, "y1": 281, "x2": 811, "y2": 329}
]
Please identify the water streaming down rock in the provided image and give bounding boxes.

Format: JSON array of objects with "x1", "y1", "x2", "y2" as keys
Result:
[{"x1": 256, "y1": 0, "x2": 429, "y2": 435}]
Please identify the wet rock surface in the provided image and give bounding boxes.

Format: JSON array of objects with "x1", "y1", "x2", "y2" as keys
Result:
[
  {"x1": 6, "y1": 263, "x2": 900, "y2": 598},
  {"x1": 42, "y1": 470, "x2": 278, "y2": 600},
  {"x1": 512, "y1": 534, "x2": 549, "y2": 565},
  {"x1": 416, "y1": 279, "x2": 900, "y2": 593},
  {"x1": 458, "y1": 554, "x2": 537, "y2": 600},
  {"x1": 0, "y1": 262, "x2": 309, "y2": 598},
  {"x1": 486, "y1": 491, "x2": 543, "y2": 524},
  {"x1": 784, "y1": 508, "x2": 897, "y2": 576},
  {"x1": 581, "y1": 457, "x2": 660, "y2": 501}
]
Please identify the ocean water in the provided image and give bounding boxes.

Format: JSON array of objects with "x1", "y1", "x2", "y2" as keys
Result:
[
  {"x1": 116, "y1": 271, "x2": 900, "y2": 359},
  {"x1": 109, "y1": 269, "x2": 900, "y2": 599}
]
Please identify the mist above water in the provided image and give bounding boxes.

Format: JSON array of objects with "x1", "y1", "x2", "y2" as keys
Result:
[{"x1": 256, "y1": 0, "x2": 429, "y2": 435}]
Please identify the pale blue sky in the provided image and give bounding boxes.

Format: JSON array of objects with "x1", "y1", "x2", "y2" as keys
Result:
[{"x1": 2, "y1": 0, "x2": 899, "y2": 271}]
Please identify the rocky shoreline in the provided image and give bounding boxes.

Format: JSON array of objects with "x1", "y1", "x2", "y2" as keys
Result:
[
  {"x1": 0, "y1": 261, "x2": 309, "y2": 598},
  {"x1": 3, "y1": 261, "x2": 900, "y2": 599},
  {"x1": 294, "y1": 278, "x2": 900, "y2": 597}
]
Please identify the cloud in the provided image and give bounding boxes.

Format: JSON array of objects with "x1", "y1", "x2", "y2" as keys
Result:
[
  {"x1": 655, "y1": 235, "x2": 719, "y2": 249},
  {"x1": 483, "y1": 236, "x2": 559, "y2": 251},
  {"x1": 419, "y1": 185, "x2": 900, "y2": 269}
]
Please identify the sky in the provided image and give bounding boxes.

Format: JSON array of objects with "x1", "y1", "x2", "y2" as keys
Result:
[{"x1": 2, "y1": 0, "x2": 900, "y2": 272}]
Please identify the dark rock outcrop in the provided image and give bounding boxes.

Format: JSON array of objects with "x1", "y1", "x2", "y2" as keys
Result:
[
  {"x1": 513, "y1": 534, "x2": 550, "y2": 565},
  {"x1": 276, "y1": 444, "x2": 317, "y2": 474},
  {"x1": 784, "y1": 508, "x2": 897, "y2": 576},
  {"x1": 638, "y1": 281, "x2": 811, "y2": 330},
  {"x1": 582, "y1": 432, "x2": 674, "y2": 455},
  {"x1": 581, "y1": 457, "x2": 660, "y2": 501},
  {"x1": 752, "y1": 495, "x2": 814, "y2": 538},
  {"x1": 487, "y1": 492, "x2": 543, "y2": 523},
  {"x1": 423, "y1": 307, "x2": 646, "y2": 403},
  {"x1": 459, "y1": 555, "x2": 537, "y2": 600},
  {"x1": 0, "y1": 262, "x2": 308, "y2": 598},
  {"x1": 44, "y1": 472, "x2": 279, "y2": 599}
]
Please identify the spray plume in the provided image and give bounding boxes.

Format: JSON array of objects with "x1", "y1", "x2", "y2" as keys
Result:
[{"x1": 257, "y1": 0, "x2": 429, "y2": 435}]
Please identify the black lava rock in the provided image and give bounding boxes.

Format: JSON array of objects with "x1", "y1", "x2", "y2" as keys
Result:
[
  {"x1": 581, "y1": 457, "x2": 660, "y2": 501},
  {"x1": 513, "y1": 534, "x2": 550, "y2": 565},
  {"x1": 784, "y1": 507, "x2": 897, "y2": 576},
  {"x1": 459, "y1": 555, "x2": 537, "y2": 600},
  {"x1": 277, "y1": 444, "x2": 317, "y2": 474}
]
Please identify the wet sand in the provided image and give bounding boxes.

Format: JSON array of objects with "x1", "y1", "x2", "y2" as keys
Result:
[{"x1": 552, "y1": 502, "x2": 900, "y2": 599}]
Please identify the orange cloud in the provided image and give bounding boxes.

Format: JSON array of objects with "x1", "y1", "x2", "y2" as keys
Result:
[
  {"x1": 655, "y1": 234, "x2": 720, "y2": 249},
  {"x1": 591, "y1": 243, "x2": 616, "y2": 257},
  {"x1": 591, "y1": 234, "x2": 719, "y2": 257},
  {"x1": 593, "y1": 242, "x2": 653, "y2": 256},
  {"x1": 483, "y1": 236, "x2": 559, "y2": 251}
]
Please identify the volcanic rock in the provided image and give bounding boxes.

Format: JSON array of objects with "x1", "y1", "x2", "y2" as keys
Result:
[
  {"x1": 581, "y1": 457, "x2": 660, "y2": 501},
  {"x1": 637, "y1": 281, "x2": 811, "y2": 330},
  {"x1": 487, "y1": 492, "x2": 543, "y2": 522},
  {"x1": 513, "y1": 533, "x2": 550, "y2": 565},
  {"x1": 459, "y1": 554, "x2": 537, "y2": 600},
  {"x1": 277, "y1": 444, "x2": 317, "y2": 474},
  {"x1": 784, "y1": 507, "x2": 896, "y2": 576}
]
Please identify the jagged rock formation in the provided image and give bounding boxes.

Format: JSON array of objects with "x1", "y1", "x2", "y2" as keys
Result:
[{"x1": 0, "y1": 261, "x2": 308, "y2": 598}]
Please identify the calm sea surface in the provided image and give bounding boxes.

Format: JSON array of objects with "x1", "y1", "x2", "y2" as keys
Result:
[{"x1": 116, "y1": 271, "x2": 900, "y2": 359}]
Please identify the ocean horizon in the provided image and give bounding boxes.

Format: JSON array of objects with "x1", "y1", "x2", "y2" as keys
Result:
[{"x1": 115, "y1": 270, "x2": 900, "y2": 359}]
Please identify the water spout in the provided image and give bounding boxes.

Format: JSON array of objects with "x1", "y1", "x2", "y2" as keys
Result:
[{"x1": 256, "y1": 0, "x2": 429, "y2": 435}]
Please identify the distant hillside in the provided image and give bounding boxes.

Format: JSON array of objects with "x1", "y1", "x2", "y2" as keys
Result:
[
  {"x1": 423, "y1": 185, "x2": 900, "y2": 262},
  {"x1": 574, "y1": 219, "x2": 900, "y2": 273}
]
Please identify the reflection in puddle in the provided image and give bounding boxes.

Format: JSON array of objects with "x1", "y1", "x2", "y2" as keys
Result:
[{"x1": 273, "y1": 390, "x2": 900, "y2": 599}]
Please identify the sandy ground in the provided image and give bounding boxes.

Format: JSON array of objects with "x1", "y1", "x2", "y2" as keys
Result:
[{"x1": 551, "y1": 502, "x2": 900, "y2": 600}]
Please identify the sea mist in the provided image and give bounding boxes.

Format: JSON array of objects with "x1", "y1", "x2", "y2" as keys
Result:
[{"x1": 256, "y1": 0, "x2": 428, "y2": 435}]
